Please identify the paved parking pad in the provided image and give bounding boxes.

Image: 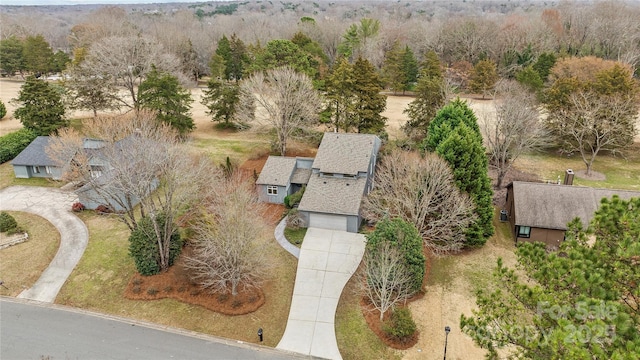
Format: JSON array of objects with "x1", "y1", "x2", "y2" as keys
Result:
[{"x1": 277, "y1": 228, "x2": 366, "y2": 360}]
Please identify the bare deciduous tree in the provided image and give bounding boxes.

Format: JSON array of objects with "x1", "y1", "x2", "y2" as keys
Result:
[
  {"x1": 237, "y1": 66, "x2": 321, "y2": 156},
  {"x1": 82, "y1": 35, "x2": 183, "y2": 111},
  {"x1": 363, "y1": 150, "x2": 476, "y2": 254},
  {"x1": 186, "y1": 175, "x2": 270, "y2": 296},
  {"x1": 357, "y1": 242, "x2": 414, "y2": 321},
  {"x1": 484, "y1": 81, "x2": 550, "y2": 188},
  {"x1": 48, "y1": 112, "x2": 216, "y2": 272},
  {"x1": 551, "y1": 91, "x2": 638, "y2": 175}
]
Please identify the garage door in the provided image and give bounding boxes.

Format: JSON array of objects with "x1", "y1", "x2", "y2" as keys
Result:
[{"x1": 308, "y1": 213, "x2": 348, "y2": 231}]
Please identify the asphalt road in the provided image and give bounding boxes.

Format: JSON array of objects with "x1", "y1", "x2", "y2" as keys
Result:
[{"x1": 0, "y1": 298, "x2": 312, "y2": 360}]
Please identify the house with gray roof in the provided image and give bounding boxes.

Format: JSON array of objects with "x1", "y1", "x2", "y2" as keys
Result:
[
  {"x1": 12, "y1": 136, "x2": 63, "y2": 180},
  {"x1": 257, "y1": 132, "x2": 381, "y2": 233},
  {"x1": 505, "y1": 176, "x2": 640, "y2": 249}
]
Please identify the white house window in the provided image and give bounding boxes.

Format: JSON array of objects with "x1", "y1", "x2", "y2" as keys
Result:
[
  {"x1": 45, "y1": 166, "x2": 52, "y2": 174},
  {"x1": 517, "y1": 226, "x2": 531, "y2": 238},
  {"x1": 267, "y1": 185, "x2": 278, "y2": 195},
  {"x1": 32, "y1": 166, "x2": 40, "y2": 174}
]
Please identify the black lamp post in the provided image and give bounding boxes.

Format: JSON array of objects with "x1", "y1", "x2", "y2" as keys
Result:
[
  {"x1": 443, "y1": 326, "x2": 451, "y2": 360},
  {"x1": 258, "y1": 328, "x2": 263, "y2": 342}
]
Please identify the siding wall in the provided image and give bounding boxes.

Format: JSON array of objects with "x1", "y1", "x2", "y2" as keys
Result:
[
  {"x1": 258, "y1": 184, "x2": 288, "y2": 204},
  {"x1": 12, "y1": 165, "x2": 62, "y2": 180},
  {"x1": 516, "y1": 227, "x2": 565, "y2": 250},
  {"x1": 13, "y1": 165, "x2": 29, "y2": 179}
]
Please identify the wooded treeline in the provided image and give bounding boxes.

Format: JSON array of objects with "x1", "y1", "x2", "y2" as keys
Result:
[{"x1": 1, "y1": 0, "x2": 639, "y2": 81}]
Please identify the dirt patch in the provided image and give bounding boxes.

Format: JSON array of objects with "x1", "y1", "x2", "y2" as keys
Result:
[
  {"x1": 574, "y1": 169, "x2": 606, "y2": 181},
  {"x1": 124, "y1": 250, "x2": 265, "y2": 316}
]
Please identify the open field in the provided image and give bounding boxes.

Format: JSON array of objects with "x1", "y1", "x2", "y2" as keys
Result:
[{"x1": 0, "y1": 211, "x2": 60, "y2": 297}]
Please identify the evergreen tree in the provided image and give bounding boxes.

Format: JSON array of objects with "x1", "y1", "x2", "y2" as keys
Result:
[
  {"x1": 462, "y1": 196, "x2": 640, "y2": 359},
  {"x1": 13, "y1": 76, "x2": 67, "y2": 136},
  {"x1": 382, "y1": 41, "x2": 404, "y2": 94},
  {"x1": 51, "y1": 50, "x2": 71, "y2": 74},
  {"x1": 138, "y1": 66, "x2": 194, "y2": 135},
  {"x1": 249, "y1": 39, "x2": 316, "y2": 79},
  {"x1": 201, "y1": 78, "x2": 241, "y2": 127},
  {"x1": 403, "y1": 50, "x2": 446, "y2": 139},
  {"x1": 0, "y1": 36, "x2": 25, "y2": 76},
  {"x1": 0, "y1": 100, "x2": 6, "y2": 119},
  {"x1": 22, "y1": 35, "x2": 54, "y2": 75},
  {"x1": 469, "y1": 59, "x2": 498, "y2": 99},
  {"x1": 366, "y1": 217, "x2": 426, "y2": 294},
  {"x1": 400, "y1": 45, "x2": 419, "y2": 92},
  {"x1": 215, "y1": 34, "x2": 247, "y2": 82},
  {"x1": 215, "y1": 35, "x2": 233, "y2": 80},
  {"x1": 516, "y1": 65, "x2": 544, "y2": 93},
  {"x1": 435, "y1": 123, "x2": 494, "y2": 246},
  {"x1": 532, "y1": 52, "x2": 556, "y2": 81},
  {"x1": 324, "y1": 57, "x2": 355, "y2": 132},
  {"x1": 352, "y1": 57, "x2": 387, "y2": 134},
  {"x1": 422, "y1": 98, "x2": 482, "y2": 152}
]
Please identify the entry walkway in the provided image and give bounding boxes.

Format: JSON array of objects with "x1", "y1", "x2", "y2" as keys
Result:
[
  {"x1": 276, "y1": 228, "x2": 366, "y2": 360},
  {"x1": 0, "y1": 186, "x2": 88, "y2": 302}
]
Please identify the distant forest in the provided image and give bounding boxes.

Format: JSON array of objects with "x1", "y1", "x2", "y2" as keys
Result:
[{"x1": 1, "y1": 0, "x2": 639, "y2": 80}]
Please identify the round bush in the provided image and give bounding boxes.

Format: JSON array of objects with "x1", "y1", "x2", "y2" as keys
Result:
[
  {"x1": 383, "y1": 307, "x2": 417, "y2": 341},
  {"x1": 128, "y1": 213, "x2": 182, "y2": 276},
  {"x1": 0, "y1": 211, "x2": 18, "y2": 233},
  {"x1": 0, "y1": 100, "x2": 6, "y2": 119}
]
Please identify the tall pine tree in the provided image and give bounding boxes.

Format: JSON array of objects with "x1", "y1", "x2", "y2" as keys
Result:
[
  {"x1": 324, "y1": 57, "x2": 355, "y2": 132},
  {"x1": 422, "y1": 98, "x2": 482, "y2": 152},
  {"x1": 138, "y1": 66, "x2": 194, "y2": 135},
  {"x1": 352, "y1": 57, "x2": 387, "y2": 134},
  {"x1": 403, "y1": 50, "x2": 446, "y2": 139},
  {"x1": 14, "y1": 76, "x2": 67, "y2": 136}
]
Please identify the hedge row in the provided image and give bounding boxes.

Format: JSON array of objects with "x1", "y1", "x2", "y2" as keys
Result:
[{"x1": 0, "y1": 128, "x2": 37, "y2": 164}]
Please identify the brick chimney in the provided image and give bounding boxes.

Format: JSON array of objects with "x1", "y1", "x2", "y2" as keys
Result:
[{"x1": 563, "y1": 169, "x2": 574, "y2": 185}]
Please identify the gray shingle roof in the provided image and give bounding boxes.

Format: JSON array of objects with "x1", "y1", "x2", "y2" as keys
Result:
[
  {"x1": 11, "y1": 136, "x2": 57, "y2": 166},
  {"x1": 256, "y1": 156, "x2": 296, "y2": 186},
  {"x1": 291, "y1": 168, "x2": 311, "y2": 184},
  {"x1": 298, "y1": 175, "x2": 367, "y2": 215},
  {"x1": 510, "y1": 181, "x2": 640, "y2": 230},
  {"x1": 312, "y1": 133, "x2": 378, "y2": 175}
]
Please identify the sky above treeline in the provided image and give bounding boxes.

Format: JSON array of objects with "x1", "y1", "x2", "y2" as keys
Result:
[{"x1": 1, "y1": 0, "x2": 218, "y2": 5}]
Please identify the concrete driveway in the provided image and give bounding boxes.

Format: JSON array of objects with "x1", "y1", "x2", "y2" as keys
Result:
[
  {"x1": 276, "y1": 228, "x2": 366, "y2": 360},
  {"x1": 0, "y1": 186, "x2": 88, "y2": 302}
]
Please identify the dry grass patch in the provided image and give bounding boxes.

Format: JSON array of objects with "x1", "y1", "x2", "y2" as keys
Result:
[
  {"x1": 56, "y1": 211, "x2": 297, "y2": 347},
  {"x1": 0, "y1": 211, "x2": 59, "y2": 296}
]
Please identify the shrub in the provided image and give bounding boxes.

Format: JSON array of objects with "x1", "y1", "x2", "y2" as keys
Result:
[
  {"x1": 0, "y1": 211, "x2": 18, "y2": 233},
  {"x1": 128, "y1": 213, "x2": 183, "y2": 276},
  {"x1": 286, "y1": 208, "x2": 305, "y2": 229},
  {"x1": 383, "y1": 307, "x2": 417, "y2": 341},
  {"x1": 95, "y1": 205, "x2": 113, "y2": 214},
  {"x1": 0, "y1": 100, "x2": 6, "y2": 119},
  {"x1": 163, "y1": 285, "x2": 173, "y2": 293},
  {"x1": 71, "y1": 202, "x2": 85, "y2": 212},
  {"x1": 217, "y1": 293, "x2": 229, "y2": 303},
  {"x1": 286, "y1": 186, "x2": 305, "y2": 208},
  {"x1": 132, "y1": 286, "x2": 142, "y2": 294},
  {"x1": 146, "y1": 287, "x2": 159, "y2": 296},
  {"x1": 366, "y1": 218, "x2": 425, "y2": 294},
  {"x1": 0, "y1": 128, "x2": 38, "y2": 164},
  {"x1": 231, "y1": 299, "x2": 243, "y2": 308}
]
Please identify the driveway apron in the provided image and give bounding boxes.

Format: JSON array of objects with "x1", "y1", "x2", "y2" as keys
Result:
[
  {"x1": 276, "y1": 227, "x2": 366, "y2": 360},
  {"x1": 0, "y1": 186, "x2": 88, "y2": 303}
]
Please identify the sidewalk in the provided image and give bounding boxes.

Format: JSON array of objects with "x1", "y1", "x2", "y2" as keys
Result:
[{"x1": 276, "y1": 228, "x2": 366, "y2": 360}]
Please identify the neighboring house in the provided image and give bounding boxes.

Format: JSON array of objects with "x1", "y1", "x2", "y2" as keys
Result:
[
  {"x1": 12, "y1": 135, "x2": 153, "y2": 212},
  {"x1": 505, "y1": 173, "x2": 640, "y2": 249},
  {"x1": 257, "y1": 132, "x2": 381, "y2": 233},
  {"x1": 12, "y1": 136, "x2": 63, "y2": 180}
]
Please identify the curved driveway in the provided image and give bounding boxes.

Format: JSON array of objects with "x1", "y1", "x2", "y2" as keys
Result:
[{"x1": 0, "y1": 185, "x2": 88, "y2": 302}]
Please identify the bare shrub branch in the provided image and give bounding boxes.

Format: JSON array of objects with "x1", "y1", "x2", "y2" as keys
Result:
[{"x1": 363, "y1": 149, "x2": 476, "y2": 254}]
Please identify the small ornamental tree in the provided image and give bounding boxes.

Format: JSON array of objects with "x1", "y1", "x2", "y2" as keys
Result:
[
  {"x1": 13, "y1": 76, "x2": 67, "y2": 136},
  {"x1": 129, "y1": 213, "x2": 183, "y2": 276},
  {"x1": 366, "y1": 217, "x2": 425, "y2": 294}
]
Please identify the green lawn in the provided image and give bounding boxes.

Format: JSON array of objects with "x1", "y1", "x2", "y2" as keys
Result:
[
  {"x1": 516, "y1": 143, "x2": 640, "y2": 190},
  {"x1": 56, "y1": 211, "x2": 297, "y2": 347},
  {"x1": 283, "y1": 227, "x2": 306, "y2": 247}
]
